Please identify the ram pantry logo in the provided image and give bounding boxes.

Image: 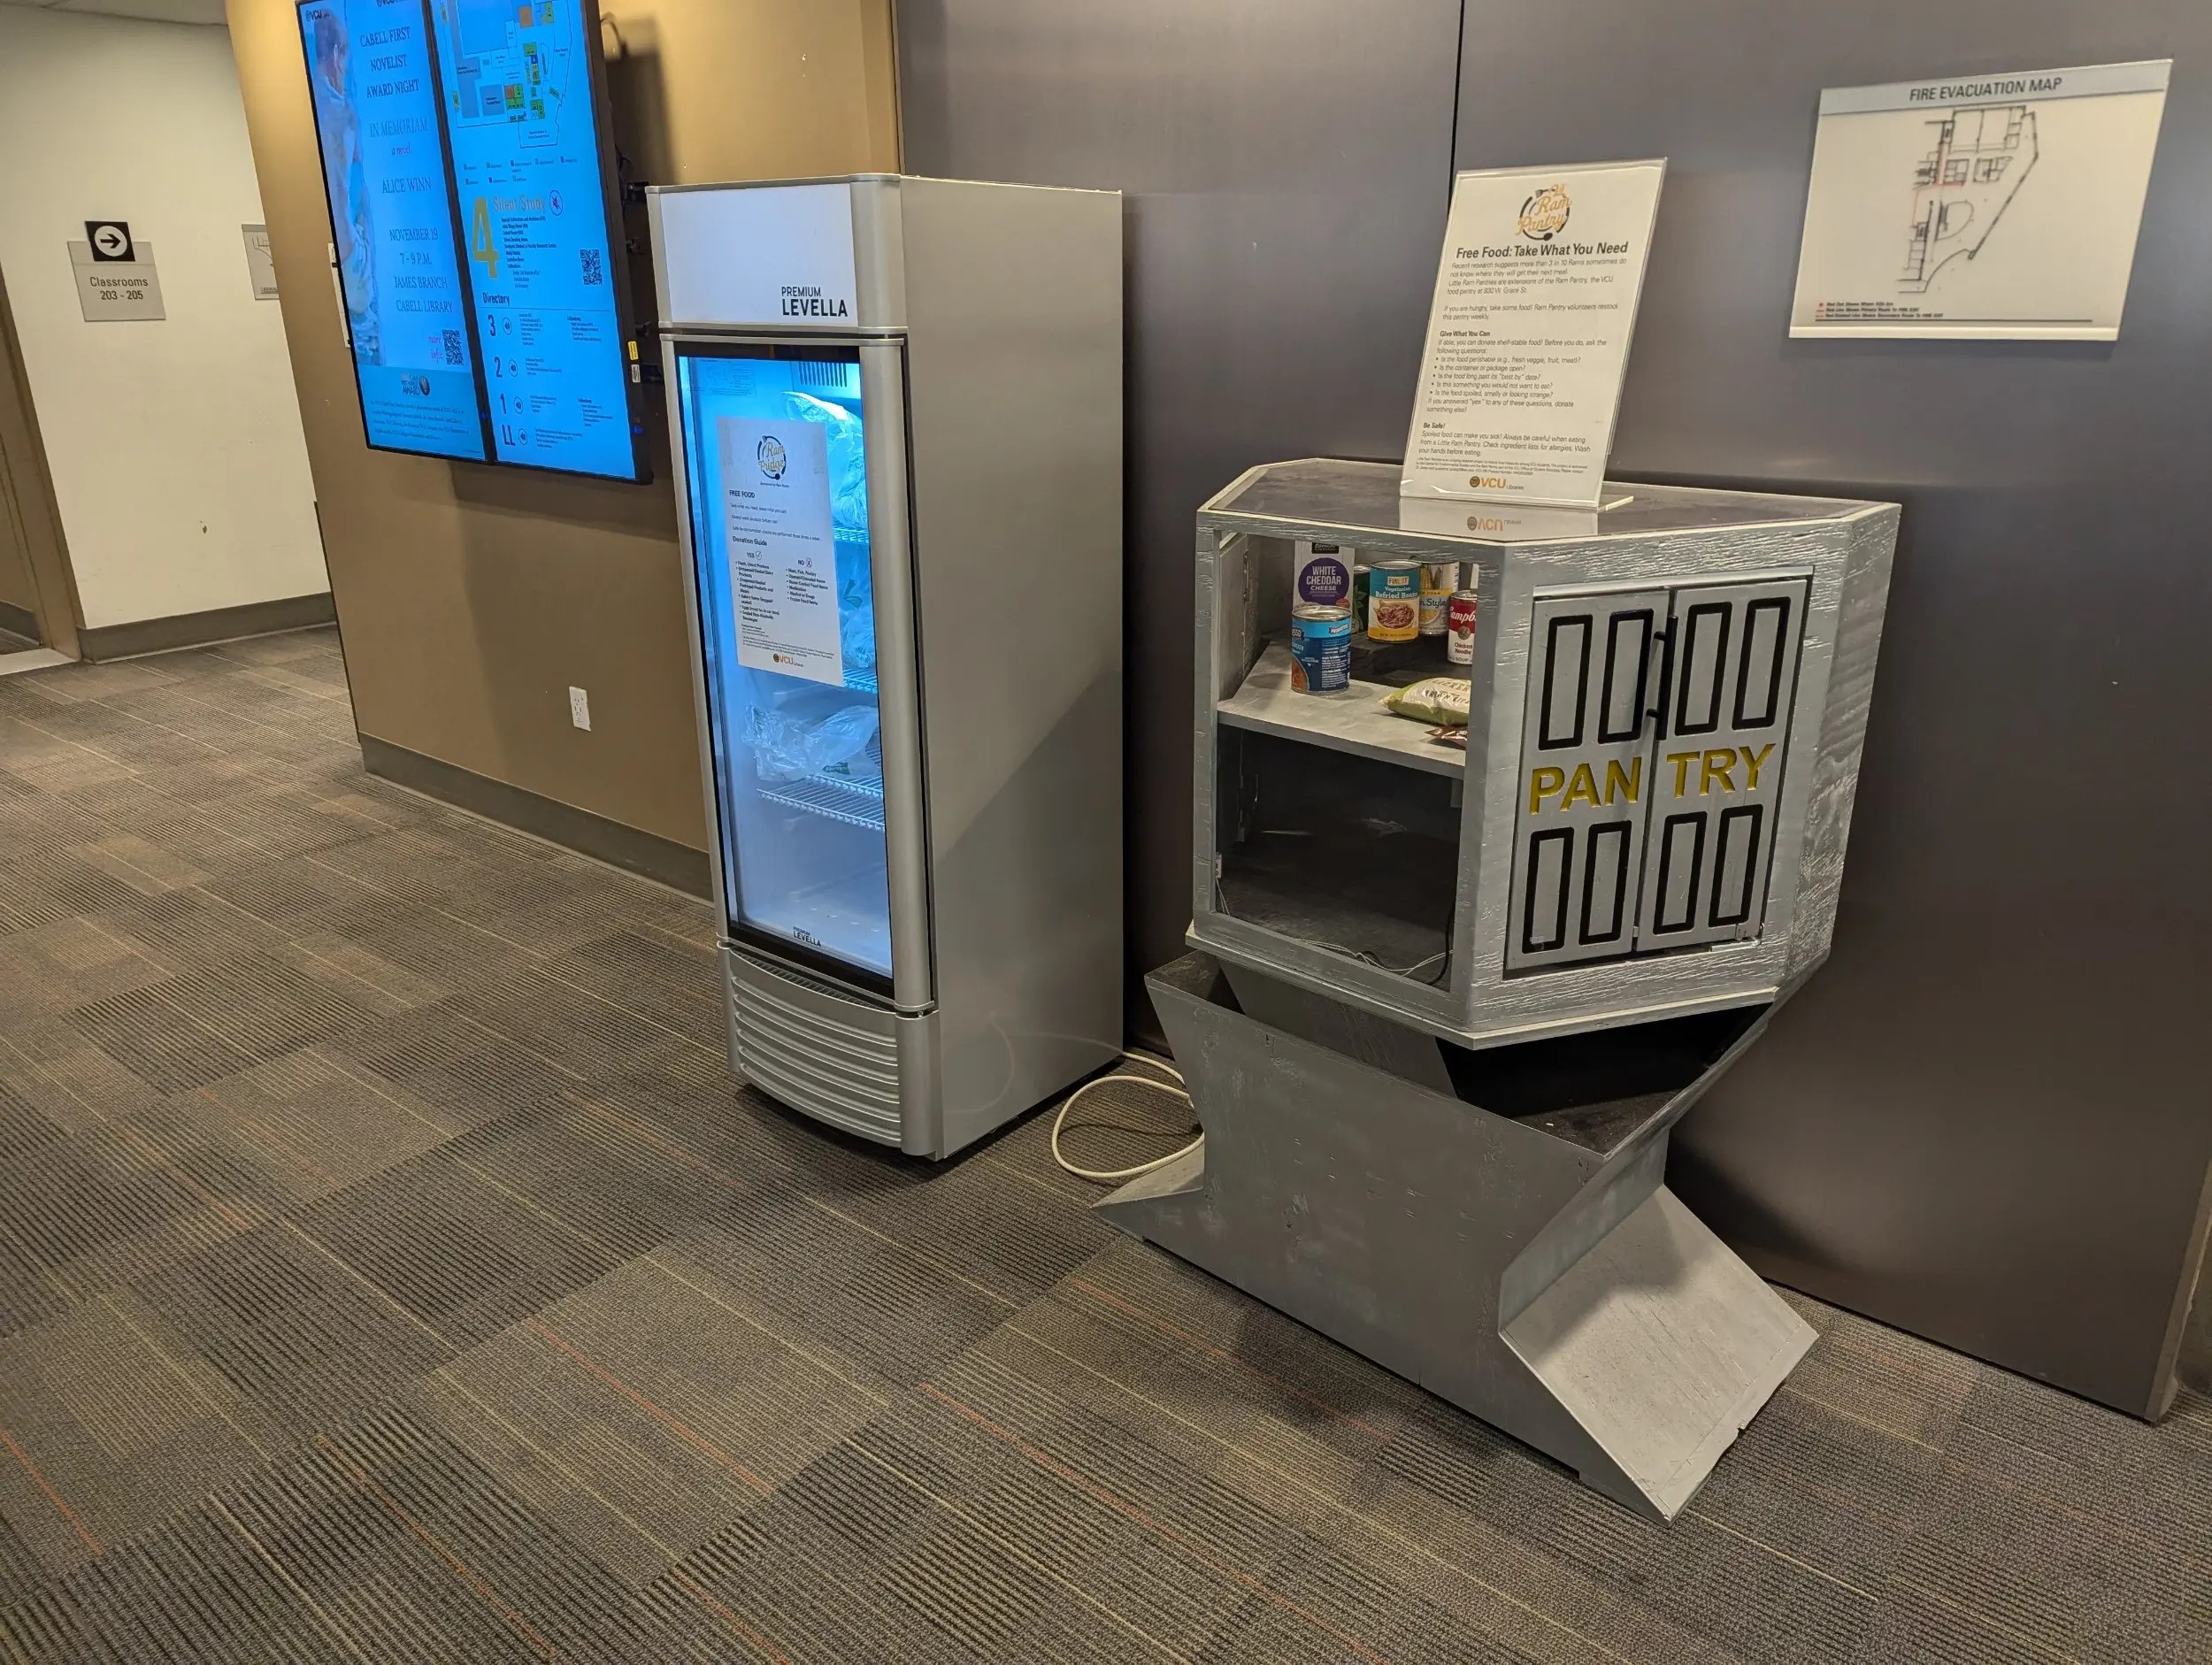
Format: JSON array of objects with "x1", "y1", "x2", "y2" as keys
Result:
[
  {"x1": 756, "y1": 434, "x2": 787, "y2": 480},
  {"x1": 1517, "y1": 183, "x2": 1571, "y2": 242}
]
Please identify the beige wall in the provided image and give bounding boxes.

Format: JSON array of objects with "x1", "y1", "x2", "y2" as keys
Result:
[
  {"x1": 227, "y1": 0, "x2": 899, "y2": 854},
  {"x1": 0, "y1": 9, "x2": 326, "y2": 633}
]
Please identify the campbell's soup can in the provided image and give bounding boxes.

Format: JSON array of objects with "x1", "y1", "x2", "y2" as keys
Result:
[
  {"x1": 1447, "y1": 590, "x2": 1480, "y2": 664},
  {"x1": 1289, "y1": 604, "x2": 1353, "y2": 693},
  {"x1": 1366, "y1": 561, "x2": 1420, "y2": 642},
  {"x1": 1294, "y1": 541, "x2": 1356, "y2": 610},
  {"x1": 1417, "y1": 561, "x2": 1459, "y2": 635}
]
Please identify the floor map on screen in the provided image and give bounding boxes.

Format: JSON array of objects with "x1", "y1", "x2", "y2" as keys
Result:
[{"x1": 429, "y1": 0, "x2": 636, "y2": 478}]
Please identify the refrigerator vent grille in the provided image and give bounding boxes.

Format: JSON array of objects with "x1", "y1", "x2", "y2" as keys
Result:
[{"x1": 727, "y1": 951, "x2": 903, "y2": 1145}]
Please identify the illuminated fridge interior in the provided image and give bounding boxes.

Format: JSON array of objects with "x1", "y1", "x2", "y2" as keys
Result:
[{"x1": 678, "y1": 343, "x2": 892, "y2": 989}]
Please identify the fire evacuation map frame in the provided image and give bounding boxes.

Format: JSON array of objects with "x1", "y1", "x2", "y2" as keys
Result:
[{"x1": 1788, "y1": 58, "x2": 2171, "y2": 341}]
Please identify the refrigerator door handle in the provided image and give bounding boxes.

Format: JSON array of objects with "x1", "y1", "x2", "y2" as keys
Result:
[{"x1": 856, "y1": 339, "x2": 935, "y2": 1016}]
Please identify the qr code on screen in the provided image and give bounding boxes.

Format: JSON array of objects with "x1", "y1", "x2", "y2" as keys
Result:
[
  {"x1": 441, "y1": 330, "x2": 463, "y2": 365},
  {"x1": 580, "y1": 248, "x2": 604, "y2": 287}
]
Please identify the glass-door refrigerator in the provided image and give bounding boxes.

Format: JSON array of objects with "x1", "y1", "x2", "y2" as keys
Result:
[{"x1": 650, "y1": 175, "x2": 1123, "y2": 1158}]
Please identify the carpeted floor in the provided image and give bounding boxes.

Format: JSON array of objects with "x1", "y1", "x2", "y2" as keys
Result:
[{"x1": 0, "y1": 627, "x2": 2206, "y2": 1664}]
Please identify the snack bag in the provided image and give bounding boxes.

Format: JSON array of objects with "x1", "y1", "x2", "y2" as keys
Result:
[{"x1": 1384, "y1": 677, "x2": 1472, "y2": 728}]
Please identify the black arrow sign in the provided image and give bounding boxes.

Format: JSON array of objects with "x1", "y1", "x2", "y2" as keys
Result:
[{"x1": 86, "y1": 221, "x2": 134, "y2": 263}]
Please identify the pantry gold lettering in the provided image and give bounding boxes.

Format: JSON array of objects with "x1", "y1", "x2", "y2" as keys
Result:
[
  {"x1": 1526, "y1": 758, "x2": 1643, "y2": 814},
  {"x1": 1525, "y1": 746, "x2": 1778, "y2": 816}
]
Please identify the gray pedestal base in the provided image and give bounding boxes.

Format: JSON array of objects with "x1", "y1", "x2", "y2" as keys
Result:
[{"x1": 1095, "y1": 955, "x2": 1815, "y2": 1522}]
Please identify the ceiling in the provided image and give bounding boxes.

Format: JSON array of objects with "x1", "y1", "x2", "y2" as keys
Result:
[{"x1": 0, "y1": 0, "x2": 227, "y2": 24}]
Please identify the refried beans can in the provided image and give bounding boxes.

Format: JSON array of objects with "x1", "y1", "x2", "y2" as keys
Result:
[
  {"x1": 1446, "y1": 589, "x2": 1480, "y2": 664},
  {"x1": 1289, "y1": 604, "x2": 1353, "y2": 693},
  {"x1": 1366, "y1": 561, "x2": 1420, "y2": 642}
]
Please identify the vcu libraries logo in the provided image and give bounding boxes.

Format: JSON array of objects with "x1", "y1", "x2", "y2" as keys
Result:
[{"x1": 1517, "y1": 183, "x2": 1571, "y2": 242}]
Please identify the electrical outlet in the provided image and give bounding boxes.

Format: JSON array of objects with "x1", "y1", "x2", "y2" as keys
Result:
[{"x1": 568, "y1": 687, "x2": 591, "y2": 731}]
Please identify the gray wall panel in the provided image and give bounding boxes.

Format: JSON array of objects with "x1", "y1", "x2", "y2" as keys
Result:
[
  {"x1": 901, "y1": 0, "x2": 2212, "y2": 1415},
  {"x1": 895, "y1": 0, "x2": 1464, "y2": 1007},
  {"x1": 1453, "y1": 3, "x2": 2212, "y2": 1414}
]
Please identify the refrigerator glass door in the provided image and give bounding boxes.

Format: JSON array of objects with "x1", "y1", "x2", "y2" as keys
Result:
[{"x1": 678, "y1": 341, "x2": 896, "y2": 992}]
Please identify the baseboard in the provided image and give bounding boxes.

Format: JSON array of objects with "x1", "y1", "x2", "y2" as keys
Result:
[
  {"x1": 0, "y1": 600, "x2": 36, "y2": 642},
  {"x1": 77, "y1": 592, "x2": 335, "y2": 662},
  {"x1": 358, "y1": 733, "x2": 711, "y2": 898}
]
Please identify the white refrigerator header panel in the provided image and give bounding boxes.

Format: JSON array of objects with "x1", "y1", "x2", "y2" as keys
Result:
[{"x1": 657, "y1": 181, "x2": 875, "y2": 330}]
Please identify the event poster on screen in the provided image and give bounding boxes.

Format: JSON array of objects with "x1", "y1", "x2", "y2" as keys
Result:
[
  {"x1": 296, "y1": 0, "x2": 643, "y2": 480},
  {"x1": 1402, "y1": 160, "x2": 1664, "y2": 510},
  {"x1": 718, "y1": 417, "x2": 845, "y2": 688},
  {"x1": 299, "y1": 0, "x2": 488, "y2": 461}
]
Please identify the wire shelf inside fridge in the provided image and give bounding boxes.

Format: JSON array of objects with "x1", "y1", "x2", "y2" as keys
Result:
[{"x1": 757, "y1": 733, "x2": 886, "y2": 831}]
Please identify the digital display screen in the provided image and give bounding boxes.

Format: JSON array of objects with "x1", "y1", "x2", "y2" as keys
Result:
[
  {"x1": 428, "y1": 0, "x2": 638, "y2": 478},
  {"x1": 296, "y1": 0, "x2": 645, "y2": 481},
  {"x1": 300, "y1": 0, "x2": 486, "y2": 461}
]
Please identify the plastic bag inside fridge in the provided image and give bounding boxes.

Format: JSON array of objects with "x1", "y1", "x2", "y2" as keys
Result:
[{"x1": 679, "y1": 344, "x2": 895, "y2": 986}]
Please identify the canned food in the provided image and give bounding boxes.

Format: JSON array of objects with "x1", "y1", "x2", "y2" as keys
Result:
[
  {"x1": 1288, "y1": 604, "x2": 1353, "y2": 693},
  {"x1": 1447, "y1": 589, "x2": 1480, "y2": 665},
  {"x1": 1366, "y1": 561, "x2": 1420, "y2": 642},
  {"x1": 1417, "y1": 561, "x2": 1459, "y2": 636},
  {"x1": 1294, "y1": 541, "x2": 1356, "y2": 610}
]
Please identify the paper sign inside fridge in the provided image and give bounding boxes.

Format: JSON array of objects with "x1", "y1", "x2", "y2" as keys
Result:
[{"x1": 719, "y1": 415, "x2": 845, "y2": 687}]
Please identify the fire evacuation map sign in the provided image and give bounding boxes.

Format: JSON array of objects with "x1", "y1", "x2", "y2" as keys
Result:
[{"x1": 1790, "y1": 59, "x2": 2171, "y2": 341}]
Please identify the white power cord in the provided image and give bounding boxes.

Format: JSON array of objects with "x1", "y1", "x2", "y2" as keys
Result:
[{"x1": 1050, "y1": 1050, "x2": 1202, "y2": 1183}]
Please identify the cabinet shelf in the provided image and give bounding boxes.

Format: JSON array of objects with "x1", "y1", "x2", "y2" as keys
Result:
[{"x1": 1217, "y1": 642, "x2": 1466, "y2": 778}]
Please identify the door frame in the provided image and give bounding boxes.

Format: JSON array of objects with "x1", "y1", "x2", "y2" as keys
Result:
[{"x1": 0, "y1": 265, "x2": 82, "y2": 659}]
